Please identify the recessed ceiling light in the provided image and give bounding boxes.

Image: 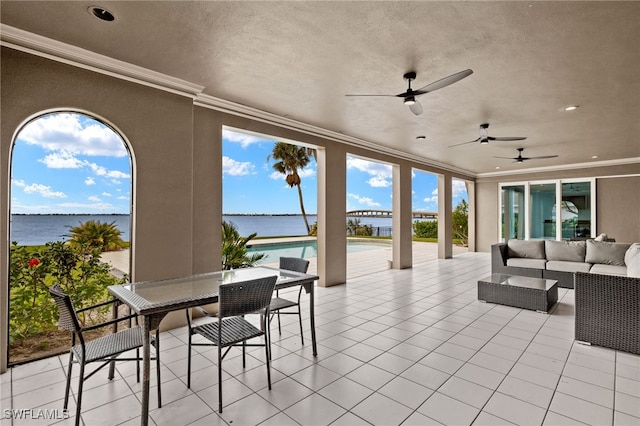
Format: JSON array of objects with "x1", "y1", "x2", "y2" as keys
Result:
[
  {"x1": 563, "y1": 105, "x2": 579, "y2": 111},
  {"x1": 592, "y1": 155, "x2": 599, "y2": 159},
  {"x1": 89, "y1": 6, "x2": 115, "y2": 22},
  {"x1": 495, "y1": 166, "x2": 501, "y2": 170},
  {"x1": 416, "y1": 135, "x2": 426, "y2": 140}
]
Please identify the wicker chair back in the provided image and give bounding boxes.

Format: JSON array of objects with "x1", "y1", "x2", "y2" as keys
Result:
[
  {"x1": 279, "y1": 257, "x2": 310, "y2": 273},
  {"x1": 49, "y1": 284, "x2": 82, "y2": 333},
  {"x1": 217, "y1": 276, "x2": 277, "y2": 318}
]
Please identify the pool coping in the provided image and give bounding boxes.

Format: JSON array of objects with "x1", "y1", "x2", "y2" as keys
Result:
[{"x1": 247, "y1": 236, "x2": 392, "y2": 248}]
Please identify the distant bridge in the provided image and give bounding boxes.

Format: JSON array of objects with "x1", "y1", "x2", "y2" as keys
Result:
[{"x1": 346, "y1": 209, "x2": 437, "y2": 220}]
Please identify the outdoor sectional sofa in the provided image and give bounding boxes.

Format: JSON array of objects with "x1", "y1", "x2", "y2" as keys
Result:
[
  {"x1": 492, "y1": 239, "x2": 640, "y2": 354},
  {"x1": 491, "y1": 239, "x2": 637, "y2": 288}
]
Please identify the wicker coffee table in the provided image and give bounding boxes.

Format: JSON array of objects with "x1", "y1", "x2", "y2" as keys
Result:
[{"x1": 478, "y1": 273, "x2": 558, "y2": 313}]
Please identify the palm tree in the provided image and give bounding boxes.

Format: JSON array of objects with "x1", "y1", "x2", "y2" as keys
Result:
[
  {"x1": 67, "y1": 220, "x2": 125, "y2": 253},
  {"x1": 221, "y1": 221, "x2": 265, "y2": 270},
  {"x1": 268, "y1": 142, "x2": 315, "y2": 234}
]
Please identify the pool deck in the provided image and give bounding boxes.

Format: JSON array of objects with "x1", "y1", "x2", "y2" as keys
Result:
[{"x1": 101, "y1": 237, "x2": 467, "y2": 280}]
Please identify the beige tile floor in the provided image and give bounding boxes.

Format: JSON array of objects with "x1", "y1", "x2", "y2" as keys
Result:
[{"x1": 2, "y1": 247, "x2": 639, "y2": 426}]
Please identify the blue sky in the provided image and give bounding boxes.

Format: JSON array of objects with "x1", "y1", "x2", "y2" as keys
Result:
[
  {"x1": 222, "y1": 128, "x2": 467, "y2": 214},
  {"x1": 10, "y1": 113, "x2": 467, "y2": 215},
  {"x1": 11, "y1": 113, "x2": 131, "y2": 214}
]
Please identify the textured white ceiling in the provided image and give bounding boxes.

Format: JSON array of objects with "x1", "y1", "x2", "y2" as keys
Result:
[{"x1": 2, "y1": 1, "x2": 639, "y2": 175}]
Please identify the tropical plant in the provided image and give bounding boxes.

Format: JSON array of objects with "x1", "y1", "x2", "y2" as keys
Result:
[
  {"x1": 452, "y1": 199, "x2": 469, "y2": 246},
  {"x1": 221, "y1": 221, "x2": 266, "y2": 270},
  {"x1": 68, "y1": 220, "x2": 126, "y2": 253},
  {"x1": 347, "y1": 218, "x2": 373, "y2": 236},
  {"x1": 8, "y1": 241, "x2": 125, "y2": 344},
  {"x1": 268, "y1": 142, "x2": 315, "y2": 235}
]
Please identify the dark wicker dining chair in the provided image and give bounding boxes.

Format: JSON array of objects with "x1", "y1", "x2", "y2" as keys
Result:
[
  {"x1": 49, "y1": 284, "x2": 161, "y2": 426},
  {"x1": 269, "y1": 257, "x2": 310, "y2": 344},
  {"x1": 185, "y1": 275, "x2": 277, "y2": 412}
]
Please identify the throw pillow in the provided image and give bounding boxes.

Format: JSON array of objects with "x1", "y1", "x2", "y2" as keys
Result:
[
  {"x1": 507, "y1": 240, "x2": 545, "y2": 259},
  {"x1": 585, "y1": 240, "x2": 631, "y2": 266},
  {"x1": 545, "y1": 240, "x2": 586, "y2": 262}
]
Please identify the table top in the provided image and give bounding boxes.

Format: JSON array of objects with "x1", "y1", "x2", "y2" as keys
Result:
[
  {"x1": 108, "y1": 266, "x2": 319, "y2": 316},
  {"x1": 479, "y1": 273, "x2": 557, "y2": 290}
]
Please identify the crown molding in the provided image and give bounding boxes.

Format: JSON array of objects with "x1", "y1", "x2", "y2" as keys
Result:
[
  {"x1": 476, "y1": 157, "x2": 640, "y2": 179},
  {"x1": 0, "y1": 24, "x2": 204, "y2": 97},
  {"x1": 194, "y1": 95, "x2": 477, "y2": 177}
]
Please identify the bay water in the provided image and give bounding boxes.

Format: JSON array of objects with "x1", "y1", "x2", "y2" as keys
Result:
[{"x1": 10, "y1": 214, "x2": 395, "y2": 246}]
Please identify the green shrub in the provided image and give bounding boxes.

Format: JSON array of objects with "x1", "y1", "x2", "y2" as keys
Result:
[
  {"x1": 347, "y1": 219, "x2": 373, "y2": 236},
  {"x1": 9, "y1": 240, "x2": 126, "y2": 344},
  {"x1": 413, "y1": 220, "x2": 438, "y2": 238}
]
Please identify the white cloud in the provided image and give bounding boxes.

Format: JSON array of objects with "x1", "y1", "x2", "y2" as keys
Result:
[
  {"x1": 86, "y1": 162, "x2": 130, "y2": 179},
  {"x1": 367, "y1": 176, "x2": 391, "y2": 188},
  {"x1": 38, "y1": 151, "x2": 130, "y2": 181},
  {"x1": 347, "y1": 157, "x2": 392, "y2": 188},
  {"x1": 18, "y1": 113, "x2": 128, "y2": 157},
  {"x1": 223, "y1": 129, "x2": 272, "y2": 149},
  {"x1": 453, "y1": 179, "x2": 468, "y2": 198},
  {"x1": 223, "y1": 156, "x2": 255, "y2": 176},
  {"x1": 23, "y1": 183, "x2": 67, "y2": 198},
  {"x1": 427, "y1": 180, "x2": 468, "y2": 202},
  {"x1": 13, "y1": 179, "x2": 26, "y2": 188},
  {"x1": 101, "y1": 192, "x2": 112, "y2": 197},
  {"x1": 85, "y1": 177, "x2": 96, "y2": 185},
  {"x1": 348, "y1": 193, "x2": 381, "y2": 207},
  {"x1": 117, "y1": 196, "x2": 128, "y2": 200},
  {"x1": 39, "y1": 151, "x2": 85, "y2": 168},
  {"x1": 88, "y1": 196, "x2": 101, "y2": 202}
]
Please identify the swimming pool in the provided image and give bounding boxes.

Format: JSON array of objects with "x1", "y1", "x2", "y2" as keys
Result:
[{"x1": 247, "y1": 239, "x2": 391, "y2": 262}]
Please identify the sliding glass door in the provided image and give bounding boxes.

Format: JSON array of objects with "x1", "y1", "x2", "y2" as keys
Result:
[
  {"x1": 530, "y1": 183, "x2": 556, "y2": 240},
  {"x1": 501, "y1": 184, "x2": 525, "y2": 241},
  {"x1": 500, "y1": 179, "x2": 595, "y2": 241}
]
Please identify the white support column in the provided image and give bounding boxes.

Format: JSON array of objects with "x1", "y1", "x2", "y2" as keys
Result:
[
  {"x1": 438, "y1": 174, "x2": 453, "y2": 259},
  {"x1": 466, "y1": 180, "x2": 476, "y2": 252},
  {"x1": 392, "y1": 163, "x2": 412, "y2": 269},
  {"x1": 317, "y1": 146, "x2": 347, "y2": 287}
]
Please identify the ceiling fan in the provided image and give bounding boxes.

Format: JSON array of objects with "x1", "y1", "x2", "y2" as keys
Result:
[
  {"x1": 495, "y1": 147, "x2": 559, "y2": 163},
  {"x1": 450, "y1": 123, "x2": 526, "y2": 147},
  {"x1": 345, "y1": 69, "x2": 473, "y2": 116}
]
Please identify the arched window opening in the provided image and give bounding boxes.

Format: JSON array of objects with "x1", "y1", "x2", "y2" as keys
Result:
[{"x1": 8, "y1": 111, "x2": 133, "y2": 365}]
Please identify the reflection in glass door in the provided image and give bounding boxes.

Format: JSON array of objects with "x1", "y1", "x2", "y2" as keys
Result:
[
  {"x1": 561, "y1": 181, "x2": 592, "y2": 239},
  {"x1": 501, "y1": 185, "x2": 525, "y2": 241},
  {"x1": 530, "y1": 183, "x2": 556, "y2": 240}
]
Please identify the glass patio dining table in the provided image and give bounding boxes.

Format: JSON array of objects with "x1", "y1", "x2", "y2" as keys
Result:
[{"x1": 107, "y1": 266, "x2": 319, "y2": 426}]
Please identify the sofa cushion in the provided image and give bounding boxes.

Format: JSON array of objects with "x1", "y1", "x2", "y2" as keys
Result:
[
  {"x1": 507, "y1": 240, "x2": 545, "y2": 259},
  {"x1": 625, "y1": 243, "x2": 640, "y2": 278},
  {"x1": 589, "y1": 264, "x2": 627, "y2": 276},
  {"x1": 546, "y1": 260, "x2": 592, "y2": 273},
  {"x1": 585, "y1": 240, "x2": 631, "y2": 266},
  {"x1": 545, "y1": 240, "x2": 586, "y2": 262},
  {"x1": 506, "y1": 258, "x2": 547, "y2": 269}
]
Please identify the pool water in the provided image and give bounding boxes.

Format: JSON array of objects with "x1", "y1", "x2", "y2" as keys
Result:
[{"x1": 247, "y1": 240, "x2": 390, "y2": 262}]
